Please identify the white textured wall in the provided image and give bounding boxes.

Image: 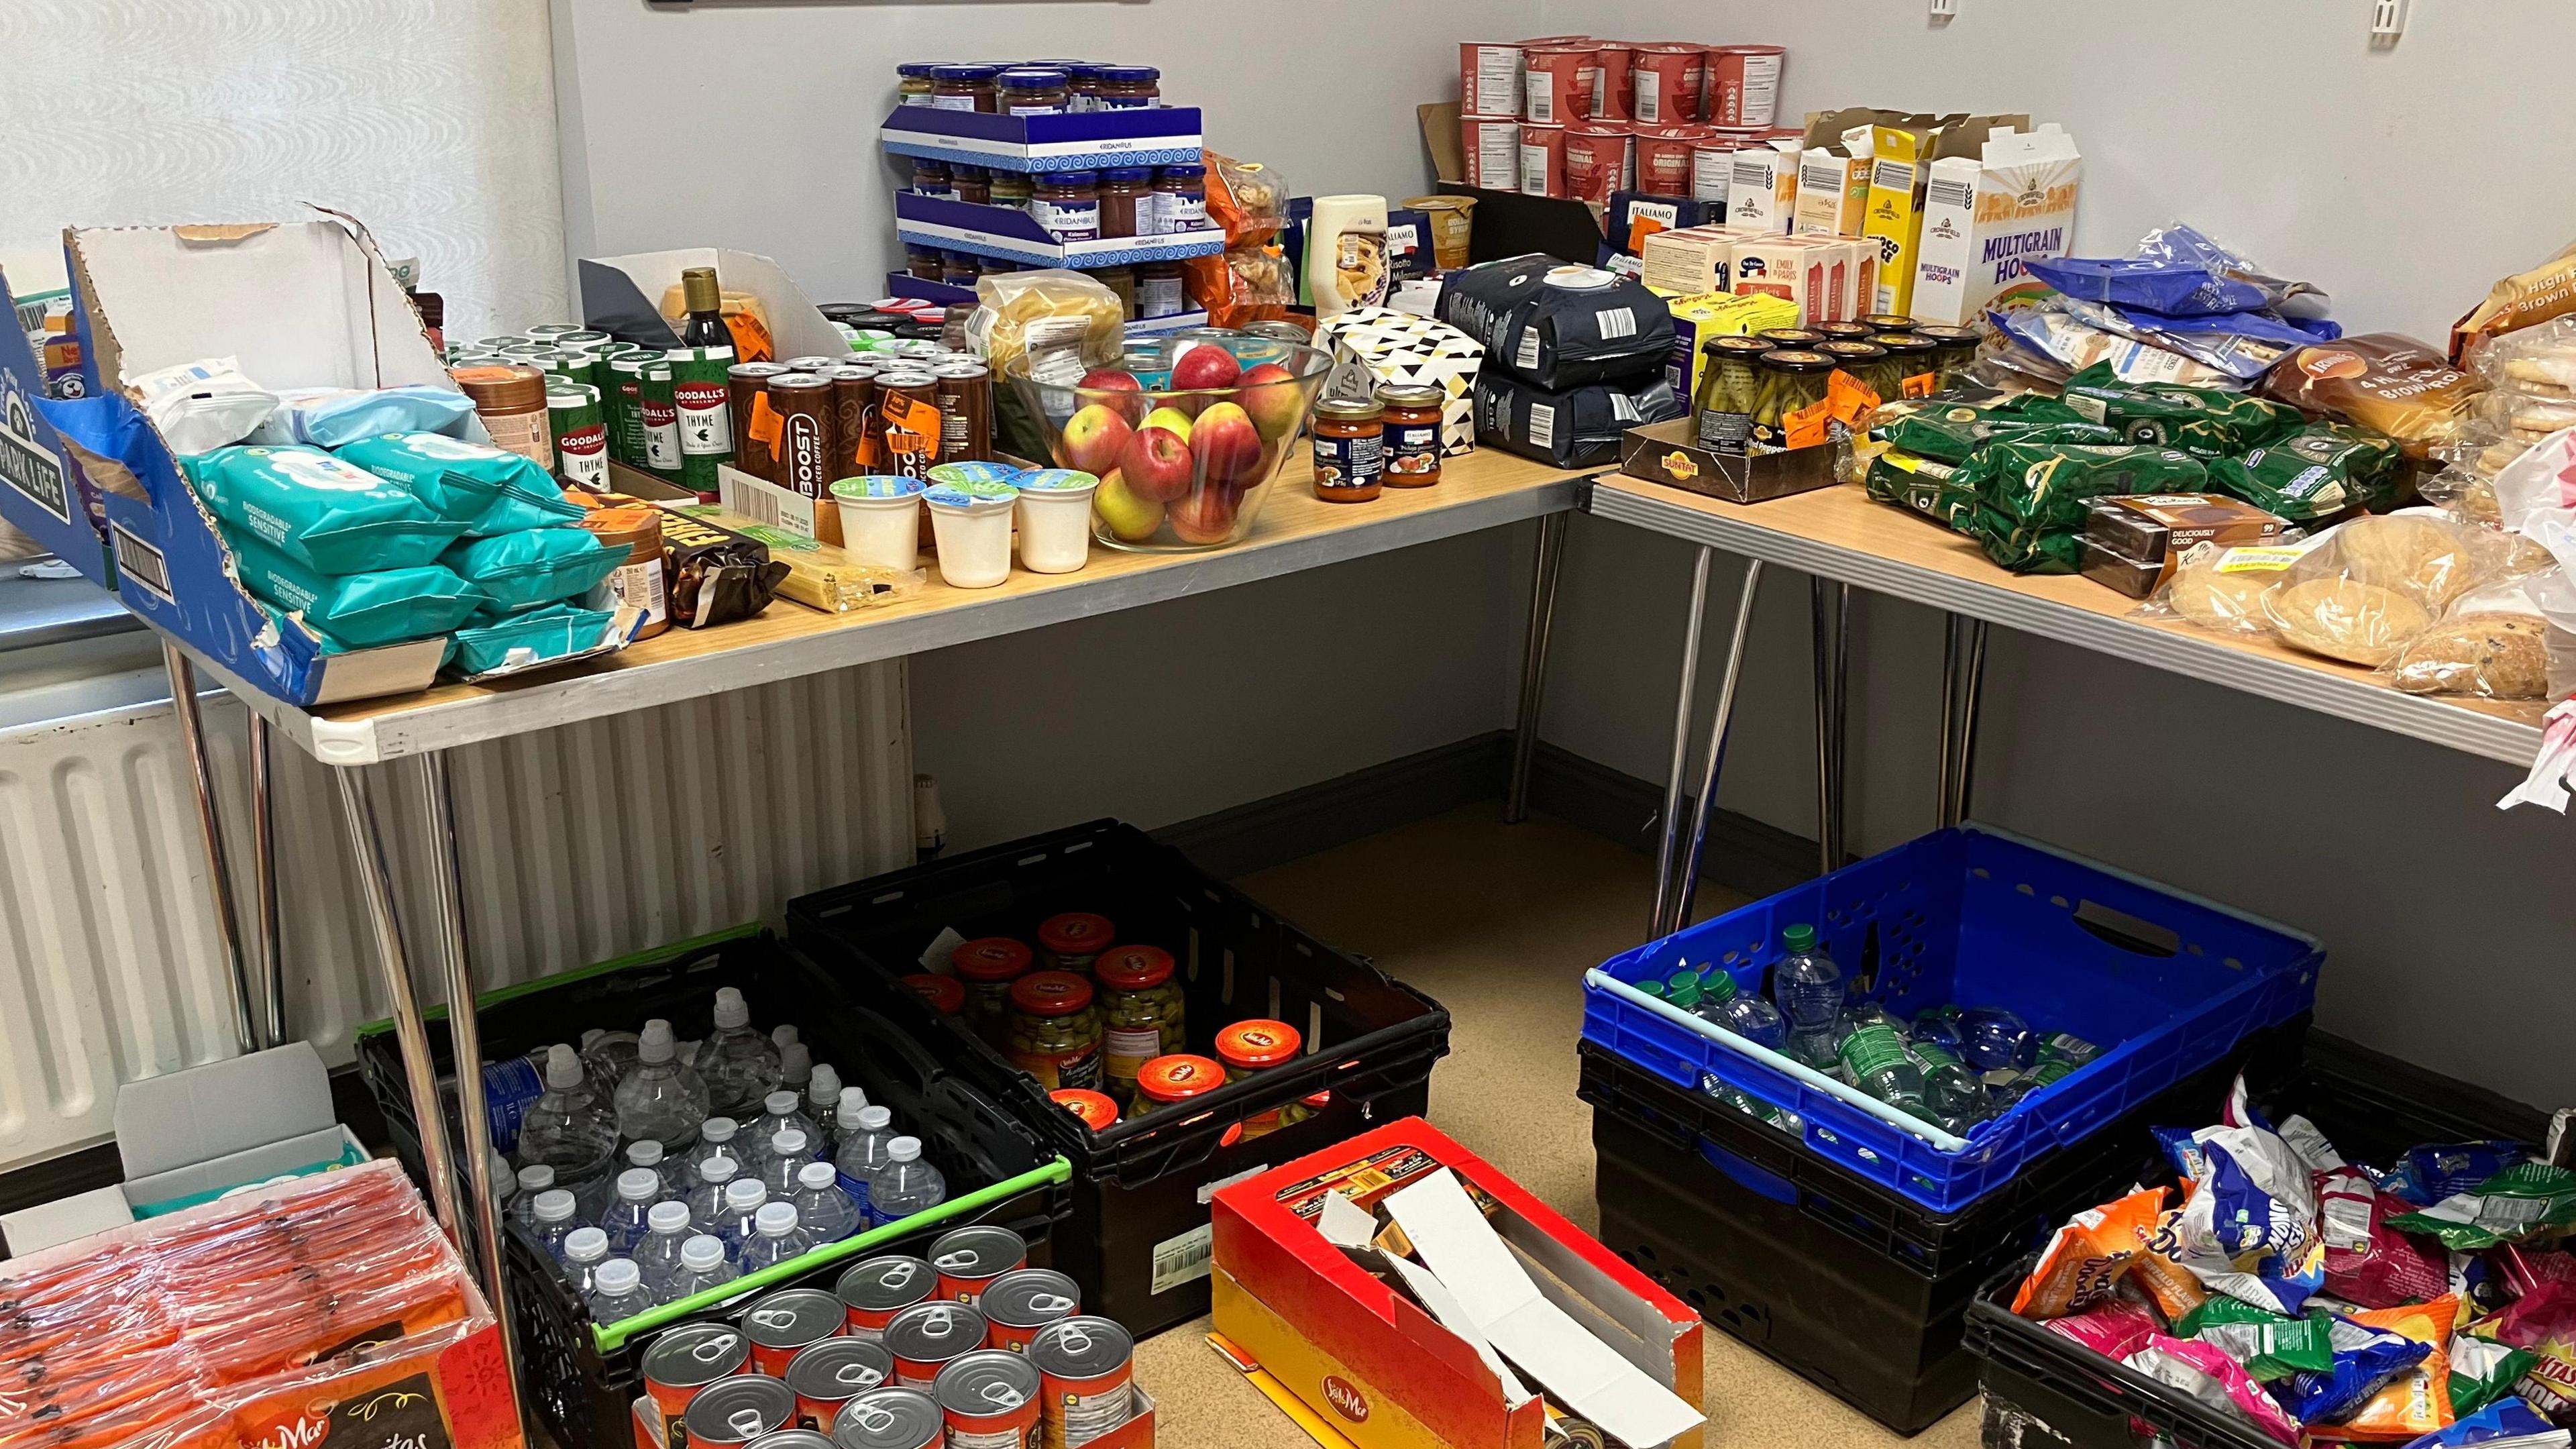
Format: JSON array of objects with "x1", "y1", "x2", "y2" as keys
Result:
[{"x1": 0, "y1": 0, "x2": 570, "y2": 339}]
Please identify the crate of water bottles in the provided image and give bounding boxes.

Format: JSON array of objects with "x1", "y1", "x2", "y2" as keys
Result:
[
  {"x1": 354, "y1": 926, "x2": 1074, "y2": 1449},
  {"x1": 1579, "y1": 824, "x2": 2324, "y2": 1215}
]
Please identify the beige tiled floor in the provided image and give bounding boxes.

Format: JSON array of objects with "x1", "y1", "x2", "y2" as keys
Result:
[{"x1": 1130, "y1": 804, "x2": 1980, "y2": 1448}]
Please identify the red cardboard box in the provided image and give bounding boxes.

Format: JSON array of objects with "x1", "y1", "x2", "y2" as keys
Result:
[{"x1": 1211, "y1": 1119, "x2": 1703, "y2": 1449}]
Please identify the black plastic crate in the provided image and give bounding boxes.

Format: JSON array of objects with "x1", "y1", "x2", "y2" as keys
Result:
[
  {"x1": 1579, "y1": 1016, "x2": 2308, "y2": 1436},
  {"x1": 787, "y1": 818, "x2": 1450, "y2": 1338},
  {"x1": 358, "y1": 928, "x2": 1071, "y2": 1449},
  {"x1": 1962, "y1": 1033, "x2": 2554, "y2": 1449}
]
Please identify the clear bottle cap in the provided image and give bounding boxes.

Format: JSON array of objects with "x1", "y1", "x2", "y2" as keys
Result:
[
  {"x1": 888, "y1": 1136, "x2": 921, "y2": 1163},
  {"x1": 618, "y1": 1169, "x2": 661, "y2": 1201},
  {"x1": 518, "y1": 1164, "x2": 556, "y2": 1192},
  {"x1": 755, "y1": 1202, "x2": 799, "y2": 1236},
  {"x1": 724, "y1": 1179, "x2": 767, "y2": 1209},
  {"x1": 637, "y1": 1018, "x2": 677, "y2": 1065},
  {"x1": 700, "y1": 1156, "x2": 737, "y2": 1185},
  {"x1": 533, "y1": 1189, "x2": 577, "y2": 1222},
  {"x1": 648, "y1": 1201, "x2": 690, "y2": 1232},
  {"x1": 681, "y1": 1235, "x2": 727, "y2": 1271},
  {"x1": 859, "y1": 1106, "x2": 892, "y2": 1132},
  {"x1": 545, "y1": 1042, "x2": 585, "y2": 1089},
  {"x1": 564, "y1": 1227, "x2": 608, "y2": 1262},
  {"x1": 773, "y1": 1130, "x2": 808, "y2": 1157},
  {"x1": 712, "y1": 987, "x2": 749, "y2": 1029},
  {"x1": 582, "y1": 1028, "x2": 604, "y2": 1049},
  {"x1": 808, "y1": 1065, "x2": 840, "y2": 1104},
  {"x1": 596, "y1": 1258, "x2": 641, "y2": 1293},
  {"x1": 703, "y1": 1116, "x2": 737, "y2": 1142},
  {"x1": 780, "y1": 1042, "x2": 813, "y2": 1081},
  {"x1": 772, "y1": 1024, "x2": 800, "y2": 1049},
  {"x1": 766, "y1": 1091, "x2": 800, "y2": 1116},
  {"x1": 798, "y1": 1161, "x2": 837, "y2": 1190},
  {"x1": 628, "y1": 1140, "x2": 665, "y2": 1167}
]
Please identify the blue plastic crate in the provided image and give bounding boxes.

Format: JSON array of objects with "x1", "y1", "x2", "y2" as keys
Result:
[{"x1": 1581, "y1": 824, "x2": 2321, "y2": 1214}]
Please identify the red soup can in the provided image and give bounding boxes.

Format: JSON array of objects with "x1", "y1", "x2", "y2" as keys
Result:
[
  {"x1": 1517, "y1": 122, "x2": 1568, "y2": 198},
  {"x1": 1563, "y1": 123, "x2": 1633, "y2": 206},
  {"x1": 1028, "y1": 1316, "x2": 1135, "y2": 1449},
  {"x1": 1705, "y1": 44, "x2": 1786, "y2": 127},
  {"x1": 1590, "y1": 43, "x2": 1633, "y2": 122},
  {"x1": 928, "y1": 1226, "x2": 1028, "y2": 1306},
  {"x1": 645, "y1": 1323, "x2": 753, "y2": 1423},
  {"x1": 838, "y1": 1256, "x2": 938, "y2": 1342},
  {"x1": 786, "y1": 1337, "x2": 895, "y2": 1432},
  {"x1": 1632, "y1": 125, "x2": 1703, "y2": 199},
  {"x1": 934, "y1": 1350, "x2": 1043, "y2": 1449},
  {"x1": 830, "y1": 1387, "x2": 943, "y2": 1449},
  {"x1": 1519, "y1": 44, "x2": 1595, "y2": 125},
  {"x1": 684, "y1": 1375, "x2": 798, "y2": 1449},
  {"x1": 1462, "y1": 115, "x2": 1524, "y2": 191},
  {"x1": 882, "y1": 1301, "x2": 988, "y2": 1387},
  {"x1": 1629, "y1": 42, "x2": 1707, "y2": 124},
  {"x1": 745, "y1": 1289, "x2": 846, "y2": 1377},
  {"x1": 979, "y1": 1270, "x2": 1081, "y2": 1354}
]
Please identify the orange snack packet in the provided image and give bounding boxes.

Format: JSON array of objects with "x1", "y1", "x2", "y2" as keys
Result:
[
  {"x1": 2127, "y1": 1205, "x2": 2212, "y2": 1323},
  {"x1": 2336, "y1": 1297, "x2": 2459, "y2": 1440},
  {"x1": 2014, "y1": 1186, "x2": 2167, "y2": 1320}
]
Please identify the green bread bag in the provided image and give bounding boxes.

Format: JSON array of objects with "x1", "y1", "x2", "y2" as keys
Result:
[
  {"x1": 443, "y1": 602, "x2": 616, "y2": 676},
  {"x1": 2059, "y1": 364, "x2": 2302, "y2": 458},
  {"x1": 1871, "y1": 394, "x2": 2113, "y2": 464},
  {"x1": 225, "y1": 529, "x2": 486, "y2": 648},
  {"x1": 1863, "y1": 449, "x2": 1980, "y2": 535},
  {"x1": 335, "y1": 432, "x2": 584, "y2": 535},
  {"x1": 2206, "y1": 422, "x2": 2406, "y2": 521},
  {"x1": 1964, "y1": 441, "x2": 2210, "y2": 574},
  {"x1": 186, "y1": 445, "x2": 464, "y2": 574},
  {"x1": 441, "y1": 527, "x2": 620, "y2": 612}
]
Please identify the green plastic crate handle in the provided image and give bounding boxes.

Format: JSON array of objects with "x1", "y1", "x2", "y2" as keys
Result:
[
  {"x1": 353, "y1": 923, "x2": 765, "y2": 1039},
  {"x1": 590, "y1": 1155, "x2": 1073, "y2": 1352}
]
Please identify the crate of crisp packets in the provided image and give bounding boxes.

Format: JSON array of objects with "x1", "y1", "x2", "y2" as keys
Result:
[{"x1": 1312, "y1": 307, "x2": 1483, "y2": 458}]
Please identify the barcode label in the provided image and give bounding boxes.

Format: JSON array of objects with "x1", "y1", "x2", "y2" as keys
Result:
[
  {"x1": 1595, "y1": 307, "x2": 1638, "y2": 340},
  {"x1": 1525, "y1": 68, "x2": 1553, "y2": 123},
  {"x1": 1150, "y1": 1223, "x2": 1214, "y2": 1294},
  {"x1": 1519, "y1": 143, "x2": 1547, "y2": 196},
  {"x1": 113, "y1": 525, "x2": 172, "y2": 602},
  {"x1": 1874, "y1": 160, "x2": 1916, "y2": 194},
  {"x1": 1527, "y1": 402, "x2": 1556, "y2": 450},
  {"x1": 1515, "y1": 327, "x2": 1542, "y2": 371},
  {"x1": 1611, "y1": 392, "x2": 1643, "y2": 423},
  {"x1": 1731, "y1": 157, "x2": 1770, "y2": 189},
  {"x1": 1928, "y1": 177, "x2": 1976, "y2": 210}
]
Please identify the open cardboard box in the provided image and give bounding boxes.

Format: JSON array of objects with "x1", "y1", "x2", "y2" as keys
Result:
[
  {"x1": 1212, "y1": 1118, "x2": 1704, "y2": 1449},
  {"x1": 0, "y1": 262, "x2": 117, "y2": 584},
  {"x1": 1617, "y1": 417, "x2": 1839, "y2": 506}
]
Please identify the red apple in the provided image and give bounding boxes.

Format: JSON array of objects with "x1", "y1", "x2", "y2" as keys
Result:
[
  {"x1": 1056, "y1": 403, "x2": 1133, "y2": 476},
  {"x1": 1166, "y1": 484, "x2": 1240, "y2": 545},
  {"x1": 1191, "y1": 402, "x2": 1265, "y2": 486},
  {"x1": 1077, "y1": 368, "x2": 1147, "y2": 425},
  {"x1": 1236, "y1": 363, "x2": 1303, "y2": 442},
  {"x1": 1169, "y1": 345, "x2": 1242, "y2": 413},
  {"x1": 1116, "y1": 425, "x2": 1196, "y2": 502}
]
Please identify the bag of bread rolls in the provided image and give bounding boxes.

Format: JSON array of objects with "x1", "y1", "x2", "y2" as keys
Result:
[
  {"x1": 2259, "y1": 513, "x2": 2507, "y2": 667},
  {"x1": 2136, "y1": 537, "x2": 2316, "y2": 636},
  {"x1": 2382, "y1": 572, "x2": 2563, "y2": 701}
]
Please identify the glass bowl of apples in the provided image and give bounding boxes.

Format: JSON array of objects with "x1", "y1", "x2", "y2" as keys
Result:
[{"x1": 1005, "y1": 335, "x2": 1334, "y2": 553}]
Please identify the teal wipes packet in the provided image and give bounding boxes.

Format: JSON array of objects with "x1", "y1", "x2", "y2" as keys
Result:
[
  {"x1": 334, "y1": 432, "x2": 584, "y2": 534},
  {"x1": 443, "y1": 603, "x2": 615, "y2": 676},
  {"x1": 441, "y1": 527, "x2": 619, "y2": 612},
  {"x1": 263, "y1": 386, "x2": 478, "y2": 449},
  {"x1": 186, "y1": 445, "x2": 464, "y2": 574},
  {"x1": 225, "y1": 529, "x2": 486, "y2": 648}
]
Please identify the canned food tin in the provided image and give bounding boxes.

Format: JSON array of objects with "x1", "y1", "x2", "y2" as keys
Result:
[
  {"x1": 684, "y1": 1375, "x2": 799, "y2": 1448},
  {"x1": 929, "y1": 1226, "x2": 1029, "y2": 1305},
  {"x1": 828, "y1": 1387, "x2": 943, "y2": 1449},
  {"x1": 1028, "y1": 1317, "x2": 1136, "y2": 1448},
  {"x1": 745, "y1": 1431, "x2": 835, "y2": 1449},
  {"x1": 881, "y1": 1301, "x2": 988, "y2": 1387},
  {"x1": 786, "y1": 1338, "x2": 897, "y2": 1431},
  {"x1": 643, "y1": 1323, "x2": 753, "y2": 1420},
  {"x1": 837, "y1": 1256, "x2": 939, "y2": 1341},
  {"x1": 979, "y1": 1271, "x2": 1081, "y2": 1353},
  {"x1": 935, "y1": 1350, "x2": 1042, "y2": 1449},
  {"x1": 745, "y1": 1289, "x2": 847, "y2": 1375}
]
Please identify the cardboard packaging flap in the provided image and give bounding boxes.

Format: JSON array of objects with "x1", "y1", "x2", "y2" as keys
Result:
[{"x1": 580, "y1": 247, "x2": 846, "y2": 361}]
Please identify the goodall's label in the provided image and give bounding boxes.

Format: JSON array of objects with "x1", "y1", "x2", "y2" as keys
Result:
[
  {"x1": 643, "y1": 398, "x2": 682, "y2": 470},
  {"x1": 677, "y1": 381, "x2": 731, "y2": 456},
  {"x1": 558, "y1": 423, "x2": 608, "y2": 490}
]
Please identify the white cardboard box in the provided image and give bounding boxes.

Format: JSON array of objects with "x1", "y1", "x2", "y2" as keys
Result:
[
  {"x1": 1909, "y1": 125, "x2": 2083, "y2": 325},
  {"x1": 1723, "y1": 142, "x2": 1799, "y2": 235}
]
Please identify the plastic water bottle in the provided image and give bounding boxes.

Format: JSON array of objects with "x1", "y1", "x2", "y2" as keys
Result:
[
  {"x1": 635, "y1": 1201, "x2": 695, "y2": 1293},
  {"x1": 771, "y1": 1024, "x2": 801, "y2": 1055},
  {"x1": 740, "y1": 1202, "x2": 814, "y2": 1273},
  {"x1": 560, "y1": 1225, "x2": 610, "y2": 1293},
  {"x1": 1834, "y1": 1006, "x2": 1931, "y2": 1118},
  {"x1": 1911, "y1": 1037, "x2": 1992, "y2": 1132},
  {"x1": 581, "y1": 1028, "x2": 642, "y2": 1095},
  {"x1": 488, "y1": 1149, "x2": 516, "y2": 1214},
  {"x1": 716, "y1": 1179, "x2": 770, "y2": 1253},
  {"x1": 506, "y1": 1164, "x2": 557, "y2": 1230},
  {"x1": 865, "y1": 1137, "x2": 947, "y2": 1228},
  {"x1": 751, "y1": 1093, "x2": 821, "y2": 1167},
  {"x1": 686, "y1": 1155, "x2": 741, "y2": 1228},
  {"x1": 777, "y1": 1040, "x2": 814, "y2": 1094},
  {"x1": 614, "y1": 1019, "x2": 710, "y2": 1151},
  {"x1": 1958, "y1": 1006, "x2": 2038, "y2": 1073},
  {"x1": 600, "y1": 1168, "x2": 662, "y2": 1254},
  {"x1": 688, "y1": 1117, "x2": 742, "y2": 1183},
  {"x1": 805, "y1": 1066, "x2": 843, "y2": 1152},
  {"x1": 757, "y1": 1129, "x2": 818, "y2": 1197},
  {"x1": 518, "y1": 1044, "x2": 619, "y2": 1189},
  {"x1": 659, "y1": 1234, "x2": 738, "y2": 1305},
  {"x1": 527, "y1": 1189, "x2": 591, "y2": 1265},
  {"x1": 1693, "y1": 968, "x2": 1786, "y2": 1052},
  {"x1": 586, "y1": 1258, "x2": 657, "y2": 1324},
  {"x1": 624, "y1": 1139, "x2": 683, "y2": 1201},
  {"x1": 834, "y1": 1106, "x2": 897, "y2": 1224},
  {"x1": 1769, "y1": 924, "x2": 1845, "y2": 1068},
  {"x1": 790, "y1": 1160, "x2": 862, "y2": 1244},
  {"x1": 700, "y1": 989, "x2": 783, "y2": 1118}
]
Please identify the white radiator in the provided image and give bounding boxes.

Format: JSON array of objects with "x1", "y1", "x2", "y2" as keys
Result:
[{"x1": 0, "y1": 661, "x2": 913, "y2": 1175}]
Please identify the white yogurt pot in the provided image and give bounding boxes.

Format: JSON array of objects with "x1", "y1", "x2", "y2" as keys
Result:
[
  {"x1": 830, "y1": 474, "x2": 928, "y2": 571},
  {"x1": 1010, "y1": 468, "x2": 1101, "y2": 574},
  {"x1": 922, "y1": 478, "x2": 1021, "y2": 589}
]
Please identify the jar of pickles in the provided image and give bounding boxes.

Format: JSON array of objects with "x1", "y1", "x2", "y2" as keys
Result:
[
  {"x1": 1817, "y1": 339, "x2": 1896, "y2": 406},
  {"x1": 1004, "y1": 971, "x2": 1105, "y2": 1091},
  {"x1": 1132, "y1": 1055, "x2": 1226, "y2": 1117},
  {"x1": 1860, "y1": 313, "x2": 1917, "y2": 333},
  {"x1": 951, "y1": 937, "x2": 1033, "y2": 1046},
  {"x1": 1756, "y1": 327, "x2": 1825, "y2": 350},
  {"x1": 1872, "y1": 332, "x2": 1942, "y2": 398},
  {"x1": 1748, "y1": 349, "x2": 1835, "y2": 453},
  {"x1": 1214, "y1": 1019, "x2": 1309, "y2": 1140},
  {"x1": 1811, "y1": 321, "x2": 1878, "y2": 345},
  {"x1": 1037, "y1": 912, "x2": 1114, "y2": 973},
  {"x1": 1909, "y1": 325, "x2": 1982, "y2": 390},
  {"x1": 1693, "y1": 335, "x2": 1774, "y2": 455},
  {"x1": 1095, "y1": 945, "x2": 1185, "y2": 1104}
]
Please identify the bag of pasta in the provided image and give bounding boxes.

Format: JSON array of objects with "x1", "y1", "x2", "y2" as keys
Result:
[
  {"x1": 965, "y1": 269, "x2": 1126, "y2": 388},
  {"x1": 1964, "y1": 441, "x2": 2208, "y2": 574}
]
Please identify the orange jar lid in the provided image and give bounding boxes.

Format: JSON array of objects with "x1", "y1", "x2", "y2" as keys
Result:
[
  {"x1": 952, "y1": 937, "x2": 1034, "y2": 981},
  {"x1": 1009, "y1": 971, "x2": 1094, "y2": 1016},
  {"x1": 1216, "y1": 1019, "x2": 1301, "y2": 1070},
  {"x1": 1136, "y1": 1055, "x2": 1226, "y2": 1104},
  {"x1": 1093, "y1": 945, "x2": 1175, "y2": 990},
  {"x1": 1038, "y1": 912, "x2": 1114, "y2": 955},
  {"x1": 1051, "y1": 1089, "x2": 1120, "y2": 1131},
  {"x1": 902, "y1": 973, "x2": 965, "y2": 1015}
]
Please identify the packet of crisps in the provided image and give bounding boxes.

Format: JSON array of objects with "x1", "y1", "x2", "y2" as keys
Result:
[
  {"x1": 2123, "y1": 1334, "x2": 2305, "y2": 1445},
  {"x1": 2476, "y1": 1281, "x2": 2576, "y2": 1424},
  {"x1": 2388, "y1": 1144, "x2": 2532, "y2": 1207},
  {"x1": 2447, "y1": 1336, "x2": 2538, "y2": 1418},
  {"x1": 2015, "y1": 1186, "x2": 2167, "y2": 1319},
  {"x1": 2322, "y1": 1165, "x2": 2457, "y2": 1308},
  {"x1": 2179, "y1": 1297, "x2": 2337, "y2": 1381},
  {"x1": 2045, "y1": 1296, "x2": 2163, "y2": 1360},
  {"x1": 2133, "y1": 1205, "x2": 2214, "y2": 1322},
  {"x1": 2337, "y1": 1297, "x2": 2461, "y2": 1440},
  {"x1": 2278, "y1": 1313, "x2": 2436, "y2": 1426},
  {"x1": 2391, "y1": 1164, "x2": 2576, "y2": 1252}
]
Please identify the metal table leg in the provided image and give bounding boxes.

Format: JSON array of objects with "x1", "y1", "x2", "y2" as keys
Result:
[
  {"x1": 1810, "y1": 579, "x2": 1851, "y2": 877},
  {"x1": 1668, "y1": 559, "x2": 1766, "y2": 935},
  {"x1": 1954, "y1": 619, "x2": 1990, "y2": 824},
  {"x1": 1935, "y1": 615, "x2": 1992, "y2": 828},
  {"x1": 249, "y1": 715, "x2": 286, "y2": 1048},
  {"x1": 1503, "y1": 511, "x2": 1570, "y2": 825},
  {"x1": 164, "y1": 643, "x2": 260, "y2": 1055},
  {"x1": 1650, "y1": 547, "x2": 1715, "y2": 934}
]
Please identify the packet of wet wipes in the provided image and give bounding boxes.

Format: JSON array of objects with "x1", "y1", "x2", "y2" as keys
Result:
[
  {"x1": 444, "y1": 603, "x2": 616, "y2": 676},
  {"x1": 129, "y1": 356, "x2": 280, "y2": 455},
  {"x1": 187, "y1": 445, "x2": 465, "y2": 574},
  {"x1": 258, "y1": 386, "x2": 478, "y2": 449},
  {"x1": 441, "y1": 528, "x2": 619, "y2": 612},
  {"x1": 335, "y1": 432, "x2": 584, "y2": 534},
  {"x1": 224, "y1": 530, "x2": 486, "y2": 648}
]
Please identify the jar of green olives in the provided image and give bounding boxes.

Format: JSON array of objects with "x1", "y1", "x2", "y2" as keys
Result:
[
  {"x1": 1095, "y1": 944, "x2": 1187, "y2": 1104},
  {"x1": 1004, "y1": 971, "x2": 1105, "y2": 1091}
]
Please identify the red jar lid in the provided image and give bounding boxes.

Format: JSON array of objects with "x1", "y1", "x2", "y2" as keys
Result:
[
  {"x1": 1093, "y1": 945, "x2": 1175, "y2": 990},
  {"x1": 1051, "y1": 1089, "x2": 1119, "y2": 1131},
  {"x1": 1009, "y1": 971, "x2": 1094, "y2": 1016},
  {"x1": 1038, "y1": 913, "x2": 1114, "y2": 955},
  {"x1": 952, "y1": 938, "x2": 1034, "y2": 981},
  {"x1": 1136, "y1": 1055, "x2": 1226, "y2": 1104},
  {"x1": 902, "y1": 973, "x2": 967, "y2": 1015},
  {"x1": 1215, "y1": 1019, "x2": 1301, "y2": 1070}
]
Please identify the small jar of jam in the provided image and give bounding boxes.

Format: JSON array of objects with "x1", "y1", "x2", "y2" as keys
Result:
[
  {"x1": 1088, "y1": 266, "x2": 1136, "y2": 319},
  {"x1": 897, "y1": 62, "x2": 940, "y2": 107},
  {"x1": 1311, "y1": 398, "x2": 1385, "y2": 503},
  {"x1": 910, "y1": 158, "x2": 954, "y2": 199},
  {"x1": 1131, "y1": 1055, "x2": 1226, "y2": 1118},
  {"x1": 1376, "y1": 384, "x2": 1445, "y2": 487},
  {"x1": 929, "y1": 64, "x2": 1000, "y2": 113},
  {"x1": 1031, "y1": 172, "x2": 1100, "y2": 242},
  {"x1": 905, "y1": 243, "x2": 945, "y2": 281},
  {"x1": 1151, "y1": 164, "x2": 1208, "y2": 235},
  {"x1": 1065, "y1": 62, "x2": 1104, "y2": 111},
  {"x1": 1095, "y1": 66, "x2": 1162, "y2": 109},
  {"x1": 1095, "y1": 167, "x2": 1153, "y2": 238},
  {"x1": 996, "y1": 67, "x2": 1071, "y2": 115},
  {"x1": 1136, "y1": 260, "x2": 1187, "y2": 320},
  {"x1": 952, "y1": 164, "x2": 991, "y2": 205},
  {"x1": 940, "y1": 251, "x2": 982, "y2": 287},
  {"x1": 989, "y1": 170, "x2": 1034, "y2": 210}
]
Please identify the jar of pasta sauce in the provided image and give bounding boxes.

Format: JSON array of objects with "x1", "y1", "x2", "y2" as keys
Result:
[
  {"x1": 1377, "y1": 384, "x2": 1445, "y2": 487},
  {"x1": 1311, "y1": 398, "x2": 1384, "y2": 502}
]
